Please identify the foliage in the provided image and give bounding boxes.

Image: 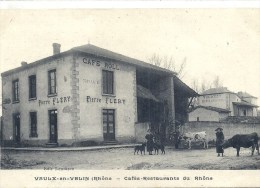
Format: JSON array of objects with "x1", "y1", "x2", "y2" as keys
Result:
[{"x1": 148, "y1": 53, "x2": 187, "y2": 79}]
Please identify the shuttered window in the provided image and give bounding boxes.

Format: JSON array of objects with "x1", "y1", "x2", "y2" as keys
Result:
[
  {"x1": 102, "y1": 70, "x2": 114, "y2": 95},
  {"x1": 29, "y1": 75, "x2": 37, "y2": 99},
  {"x1": 12, "y1": 79, "x2": 19, "y2": 102},
  {"x1": 48, "y1": 69, "x2": 57, "y2": 95}
]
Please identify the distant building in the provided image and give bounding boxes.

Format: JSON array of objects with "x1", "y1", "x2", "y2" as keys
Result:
[
  {"x1": 188, "y1": 87, "x2": 258, "y2": 122},
  {"x1": 1, "y1": 43, "x2": 197, "y2": 147},
  {"x1": 188, "y1": 106, "x2": 230, "y2": 122}
]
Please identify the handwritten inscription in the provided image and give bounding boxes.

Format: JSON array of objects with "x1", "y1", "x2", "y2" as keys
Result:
[
  {"x1": 38, "y1": 96, "x2": 71, "y2": 106},
  {"x1": 83, "y1": 58, "x2": 120, "y2": 70},
  {"x1": 86, "y1": 96, "x2": 125, "y2": 104}
]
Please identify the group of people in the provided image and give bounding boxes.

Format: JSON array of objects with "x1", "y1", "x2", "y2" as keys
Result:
[{"x1": 145, "y1": 127, "x2": 226, "y2": 157}]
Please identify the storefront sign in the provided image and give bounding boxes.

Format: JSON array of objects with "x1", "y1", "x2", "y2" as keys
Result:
[
  {"x1": 86, "y1": 96, "x2": 125, "y2": 104},
  {"x1": 83, "y1": 58, "x2": 120, "y2": 70},
  {"x1": 38, "y1": 96, "x2": 71, "y2": 106}
]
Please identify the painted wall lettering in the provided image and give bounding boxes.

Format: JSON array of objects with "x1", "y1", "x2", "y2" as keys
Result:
[
  {"x1": 83, "y1": 79, "x2": 100, "y2": 85},
  {"x1": 86, "y1": 96, "x2": 126, "y2": 105},
  {"x1": 52, "y1": 96, "x2": 71, "y2": 105},
  {"x1": 38, "y1": 96, "x2": 71, "y2": 106},
  {"x1": 83, "y1": 58, "x2": 101, "y2": 67},
  {"x1": 82, "y1": 58, "x2": 120, "y2": 70},
  {"x1": 104, "y1": 62, "x2": 120, "y2": 70},
  {"x1": 38, "y1": 100, "x2": 51, "y2": 106},
  {"x1": 105, "y1": 98, "x2": 125, "y2": 104},
  {"x1": 86, "y1": 96, "x2": 101, "y2": 103}
]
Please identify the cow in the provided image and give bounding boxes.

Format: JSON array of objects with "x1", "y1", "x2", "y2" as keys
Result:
[
  {"x1": 182, "y1": 131, "x2": 208, "y2": 149},
  {"x1": 222, "y1": 132, "x2": 260, "y2": 157}
]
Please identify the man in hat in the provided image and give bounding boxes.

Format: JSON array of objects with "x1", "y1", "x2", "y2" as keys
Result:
[{"x1": 215, "y1": 127, "x2": 224, "y2": 157}]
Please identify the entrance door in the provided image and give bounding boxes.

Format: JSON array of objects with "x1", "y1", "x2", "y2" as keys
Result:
[
  {"x1": 103, "y1": 109, "x2": 115, "y2": 141},
  {"x1": 49, "y1": 109, "x2": 58, "y2": 143},
  {"x1": 13, "y1": 113, "x2": 20, "y2": 143}
]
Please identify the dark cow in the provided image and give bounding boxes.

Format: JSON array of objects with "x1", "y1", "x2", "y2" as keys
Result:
[{"x1": 222, "y1": 132, "x2": 259, "y2": 157}]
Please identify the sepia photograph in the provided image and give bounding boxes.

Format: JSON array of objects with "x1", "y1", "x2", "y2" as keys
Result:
[{"x1": 0, "y1": 3, "x2": 260, "y2": 187}]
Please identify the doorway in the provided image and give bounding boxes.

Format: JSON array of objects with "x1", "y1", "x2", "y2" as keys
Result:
[
  {"x1": 103, "y1": 109, "x2": 115, "y2": 141},
  {"x1": 13, "y1": 113, "x2": 20, "y2": 143},
  {"x1": 49, "y1": 109, "x2": 58, "y2": 143}
]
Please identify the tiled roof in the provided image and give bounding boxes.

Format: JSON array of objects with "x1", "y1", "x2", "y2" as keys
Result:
[
  {"x1": 237, "y1": 91, "x2": 257, "y2": 99},
  {"x1": 201, "y1": 87, "x2": 233, "y2": 95},
  {"x1": 233, "y1": 101, "x2": 258, "y2": 107},
  {"x1": 72, "y1": 44, "x2": 175, "y2": 75},
  {"x1": 190, "y1": 106, "x2": 231, "y2": 113},
  {"x1": 2, "y1": 44, "x2": 175, "y2": 77}
]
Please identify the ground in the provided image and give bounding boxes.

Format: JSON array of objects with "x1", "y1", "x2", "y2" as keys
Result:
[{"x1": 1, "y1": 147, "x2": 260, "y2": 170}]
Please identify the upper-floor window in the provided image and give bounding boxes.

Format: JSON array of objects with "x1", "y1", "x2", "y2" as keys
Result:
[
  {"x1": 29, "y1": 75, "x2": 37, "y2": 99},
  {"x1": 102, "y1": 70, "x2": 114, "y2": 95},
  {"x1": 48, "y1": 69, "x2": 57, "y2": 95},
  {"x1": 12, "y1": 79, "x2": 19, "y2": 102}
]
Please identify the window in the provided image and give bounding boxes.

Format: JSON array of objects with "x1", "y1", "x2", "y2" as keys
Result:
[
  {"x1": 30, "y1": 112, "x2": 38, "y2": 137},
  {"x1": 48, "y1": 69, "x2": 57, "y2": 95},
  {"x1": 29, "y1": 75, "x2": 37, "y2": 99},
  {"x1": 102, "y1": 70, "x2": 114, "y2": 95},
  {"x1": 12, "y1": 79, "x2": 19, "y2": 102}
]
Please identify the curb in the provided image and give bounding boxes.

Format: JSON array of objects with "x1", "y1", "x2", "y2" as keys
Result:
[{"x1": 1, "y1": 144, "x2": 136, "y2": 152}]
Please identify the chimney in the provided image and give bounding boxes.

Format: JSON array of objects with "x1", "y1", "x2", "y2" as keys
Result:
[
  {"x1": 52, "y1": 43, "x2": 61, "y2": 55},
  {"x1": 21, "y1": 61, "x2": 27, "y2": 66}
]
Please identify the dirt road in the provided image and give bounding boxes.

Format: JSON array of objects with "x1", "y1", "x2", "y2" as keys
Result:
[{"x1": 1, "y1": 147, "x2": 260, "y2": 170}]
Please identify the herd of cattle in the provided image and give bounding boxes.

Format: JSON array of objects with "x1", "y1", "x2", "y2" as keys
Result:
[{"x1": 177, "y1": 131, "x2": 259, "y2": 157}]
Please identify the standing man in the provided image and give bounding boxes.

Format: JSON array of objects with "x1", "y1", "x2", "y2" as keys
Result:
[{"x1": 215, "y1": 127, "x2": 224, "y2": 157}]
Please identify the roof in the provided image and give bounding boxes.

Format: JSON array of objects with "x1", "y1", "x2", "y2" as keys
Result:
[
  {"x1": 232, "y1": 101, "x2": 258, "y2": 107},
  {"x1": 2, "y1": 44, "x2": 175, "y2": 77},
  {"x1": 201, "y1": 87, "x2": 234, "y2": 95},
  {"x1": 174, "y1": 76, "x2": 199, "y2": 97},
  {"x1": 71, "y1": 44, "x2": 175, "y2": 75},
  {"x1": 237, "y1": 91, "x2": 257, "y2": 99},
  {"x1": 137, "y1": 85, "x2": 159, "y2": 102},
  {"x1": 190, "y1": 106, "x2": 231, "y2": 113}
]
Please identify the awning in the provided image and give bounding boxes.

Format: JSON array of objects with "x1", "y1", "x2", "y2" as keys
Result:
[
  {"x1": 137, "y1": 85, "x2": 159, "y2": 102},
  {"x1": 173, "y1": 76, "x2": 199, "y2": 97}
]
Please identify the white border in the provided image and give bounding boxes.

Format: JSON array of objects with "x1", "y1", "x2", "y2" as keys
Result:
[{"x1": 0, "y1": 1, "x2": 260, "y2": 9}]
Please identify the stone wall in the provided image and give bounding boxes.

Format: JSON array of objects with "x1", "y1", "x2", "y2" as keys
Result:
[{"x1": 183, "y1": 121, "x2": 260, "y2": 141}]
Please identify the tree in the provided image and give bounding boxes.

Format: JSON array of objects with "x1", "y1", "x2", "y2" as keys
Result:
[
  {"x1": 148, "y1": 53, "x2": 187, "y2": 79},
  {"x1": 212, "y1": 75, "x2": 223, "y2": 88}
]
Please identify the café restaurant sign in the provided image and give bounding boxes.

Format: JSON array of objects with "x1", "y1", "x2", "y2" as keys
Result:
[{"x1": 83, "y1": 57, "x2": 120, "y2": 70}]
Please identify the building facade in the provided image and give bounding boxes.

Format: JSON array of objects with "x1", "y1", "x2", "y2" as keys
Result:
[
  {"x1": 189, "y1": 87, "x2": 258, "y2": 122},
  {"x1": 1, "y1": 43, "x2": 196, "y2": 147}
]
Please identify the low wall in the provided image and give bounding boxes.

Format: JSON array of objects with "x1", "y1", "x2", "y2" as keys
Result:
[{"x1": 184, "y1": 121, "x2": 260, "y2": 141}]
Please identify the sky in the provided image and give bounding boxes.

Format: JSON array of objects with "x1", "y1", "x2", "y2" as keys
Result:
[{"x1": 0, "y1": 9, "x2": 260, "y2": 108}]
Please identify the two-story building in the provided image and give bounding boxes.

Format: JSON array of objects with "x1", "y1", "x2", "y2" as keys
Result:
[
  {"x1": 1, "y1": 43, "x2": 197, "y2": 147},
  {"x1": 188, "y1": 87, "x2": 258, "y2": 122}
]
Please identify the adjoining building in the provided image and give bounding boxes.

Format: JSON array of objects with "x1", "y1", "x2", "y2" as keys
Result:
[
  {"x1": 188, "y1": 87, "x2": 258, "y2": 122},
  {"x1": 1, "y1": 43, "x2": 197, "y2": 147}
]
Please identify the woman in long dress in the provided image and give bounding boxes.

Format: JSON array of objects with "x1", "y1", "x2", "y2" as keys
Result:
[
  {"x1": 215, "y1": 127, "x2": 224, "y2": 157},
  {"x1": 145, "y1": 129, "x2": 154, "y2": 155}
]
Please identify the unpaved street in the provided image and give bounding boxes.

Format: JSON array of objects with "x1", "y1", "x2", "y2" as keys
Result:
[{"x1": 1, "y1": 147, "x2": 260, "y2": 170}]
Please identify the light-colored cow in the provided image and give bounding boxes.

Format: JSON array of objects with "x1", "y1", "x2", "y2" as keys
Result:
[{"x1": 183, "y1": 131, "x2": 208, "y2": 149}]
